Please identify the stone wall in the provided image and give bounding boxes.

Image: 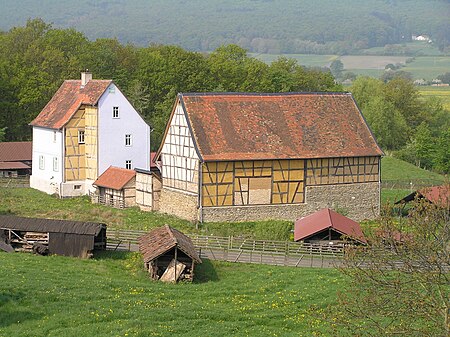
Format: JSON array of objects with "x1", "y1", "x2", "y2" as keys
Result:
[
  {"x1": 159, "y1": 187, "x2": 198, "y2": 221},
  {"x1": 201, "y1": 182, "x2": 380, "y2": 222}
]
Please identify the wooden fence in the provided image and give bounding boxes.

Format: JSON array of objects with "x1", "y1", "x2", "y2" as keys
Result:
[
  {"x1": 90, "y1": 194, "x2": 125, "y2": 209},
  {"x1": 0, "y1": 176, "x2": 30, "y2": 188},
  {"x1": 106, "y1": 228, "x2": 344, "y2": 268}
]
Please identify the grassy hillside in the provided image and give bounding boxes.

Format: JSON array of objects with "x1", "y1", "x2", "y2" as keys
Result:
[
  {"x1": 0, "y1": 0, "x2": 448, "y2": 53},
  {"x1": 419, "y1": 86, "x2": 450, "y2": 110},
  {"x1": 381, "y1": 156, "x2": 445, "y2": 183},
  {"x1": 0, "y1": 252, "x2": 342, "y2": 337}
]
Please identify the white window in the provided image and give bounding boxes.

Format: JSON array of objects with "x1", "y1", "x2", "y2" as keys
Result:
[
  {"x1": 53, "y1": 131, "x2": 57, "y2": 143},
  {"x1": 125, "y1": 134, "x2": 132, "y2": 146},
  {"x1": 53, "y1": 157, "x2": 58, "y2": 172},
  {"x1": 125, "y1": 160, "x2": 132, "y2": 170},
  {"x1": 39, "y1": 155, "x2": 45, "y2": 170},
  {"x1": 113, "y1": 106, "x2": 119, "y2": 118},
  {"x1": 109, "y1": 85, "x2": 115, "y2": 94},
  {"x1": 78, "y1": 130, "x2": 85, "y2": 144}
]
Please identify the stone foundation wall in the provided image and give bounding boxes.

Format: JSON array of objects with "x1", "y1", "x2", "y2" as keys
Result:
[
  {"x1": 159, "y1": 188, "x2": 198, "y2": 221},
  {"x1": 201, "y1": 182, "x2": 380, "y2": 222}
]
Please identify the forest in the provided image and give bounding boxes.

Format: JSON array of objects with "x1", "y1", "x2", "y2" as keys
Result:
[
  {"x1": 0, "y1": 0, "x2": 449, "y2": 55},
  {"x1": 0, "y1": 20, "x2": 448, "y2": 174}
]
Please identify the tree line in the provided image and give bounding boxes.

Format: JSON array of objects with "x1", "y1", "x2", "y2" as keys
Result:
[{"x1": 0, "y1": 19, "x2": 448, "y2": 174}]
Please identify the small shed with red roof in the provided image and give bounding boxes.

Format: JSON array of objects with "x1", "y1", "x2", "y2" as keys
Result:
[
  {"x1": 395, "y1": 185, "x2": 449, "y2": 209},
  {"x1": 0, "y1": 142, "x2": 32, "y2": 177},
  {"x1": 92, "y1": 166, "x2": 136, "y2": 208},
  {"x1": 294, "y1": 208, "x2": 367, "y2": 244}
]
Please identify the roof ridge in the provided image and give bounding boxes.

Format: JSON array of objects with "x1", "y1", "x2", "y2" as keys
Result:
[
  {"x1": 164, "y1": 224, "x2": 178, "y2": 244},
  {"x1": 180, "y1": 91, "x2": 351, "y2": 97}
]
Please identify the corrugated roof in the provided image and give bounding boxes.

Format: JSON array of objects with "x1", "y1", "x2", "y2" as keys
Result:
[
  {"x1": 30, "y1": 80, "x2": 112, "y2": 129},
  {"x1": 138, "y1": 225, "x2": 201, "y2": 264},
  {"x1": 0, "y1": 142, "x2": 32, "y2": 162},
  {"x1": 0, "y1": 162, "x2": 30, "y2": 170},
  {"x1": 0, "y1": 215, "x2": 106, "y2": 235},
  {"x1": 93, "y1": 166, "x2": 136, "y2": 190},
  {"x1": 294, "y1": 208, "x2": 367, "y2": 244},
  {"x1": 175, "y1": 92, "x2": 383, "y2": 161}
]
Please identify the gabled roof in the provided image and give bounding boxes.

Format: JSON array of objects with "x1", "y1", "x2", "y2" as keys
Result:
[
  {"x1": 0, "y1": 215, "x2": 105, "y2": 235},
  {"x1": 0, "y1": 142, "x2": 32, "y2": 162},
  {"x1": 395, "y1": 185, "x2": 449, "y2": 208},
  {"x1": 0, "y1": 162, "x2": 30, "y2": 170},
  {"x1": 138, "y1": 225, "x2": 201, "y2": 264},
  {"x1": 93, "y1": 166, "x2": 136, "y2": 190},
  {"x1": 294, "y1": 208, "x2": 367, "y2": 244},
  {"x1": 30, "y1": 80, "x2": 112, "y2": 129},
  {"x1": 170, "y1": 92, "x2": 383, "y2": 162}
]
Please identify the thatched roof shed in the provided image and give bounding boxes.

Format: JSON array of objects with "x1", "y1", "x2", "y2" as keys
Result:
[{"x1": 138, "y1": 225, "x2": 201, "y2": 282}]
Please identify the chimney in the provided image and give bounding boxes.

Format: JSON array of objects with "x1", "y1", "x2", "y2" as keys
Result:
[{"x1": 81, "y1": 70, "x2": 92, "y2": 87}]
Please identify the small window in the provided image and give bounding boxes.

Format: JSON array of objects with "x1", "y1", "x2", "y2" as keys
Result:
[
  {"x1": 78, "y1": 130, "x2": 85, "y2": 144},
  {"x1": 125, "y1": 134, "x2": 132, "y2": 146},
  {"x1": 125, "y1": 160, "x2": 132, "y2": 170},
  {"x1": 53, "y1": 157, "x2": 58, "y2": 172},
  {"x1": 109, "y1": 85, "x2": 115, "y2": 94},
  {"x1": 73, "y1": 185, "x2": 81, "y2": 190},
  {"x1": 113, "y1": 106, "x2": 119, "y2": 118},
  {"x1": 39, "y1": 155, "x2": 45, "y2": 170},
  {"x1": 53, "y1": 131, "x2": 57, "y2": 143}
]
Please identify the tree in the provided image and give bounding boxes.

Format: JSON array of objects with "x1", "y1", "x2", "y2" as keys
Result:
[
  {"x1": 329, "y1": 59, "x2": 344, "y2": 79},
  {"x1": 331, "y1": 200, "x2": 450, "y2": 336},
  {"x1": 437, "y1": 72, "x2": 450, "y2": 85},
  {"x1": 363, "y1": 96, "x2": 409, "y2": 150}
]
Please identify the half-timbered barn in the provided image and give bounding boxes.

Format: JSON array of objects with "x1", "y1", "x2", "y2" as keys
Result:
[
  {"x1": 155, "y1": 92, "x2": 383, "y2": 222},
  {"x1": 294, "y1": 208, "x2": 367, "y2": 244},
  {"x1": 138, "y1": 225, "x2": 201, "y2": 282},
  {"x1": 0, "y1": 215, "x2": 106, "y2": 258},
  {"x1": 29, "y1": 71, "x2": 151, "y2": 197},
  {"x1": 92, "y1": 166, "x2": 137, "y2": 208}
]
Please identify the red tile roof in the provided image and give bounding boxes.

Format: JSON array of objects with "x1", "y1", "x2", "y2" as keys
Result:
[
  {"x1": 0, "y1": 162, "x2": 30, "y2": 170},
  {"x1": 30, "y1": 80, "x2": 112, "y2": 129},
  {"x1": 138, "y1": 225, "x2": 201, "y2": 264},
  {"x1": 0, "y1": 142, "x2": 32, "y2": 162},
  {"x1": 93, "y1": 166, "x2": 136, "y2": 190},
  {"x1": 150, "y1": 152, "x2": 158, "y2": 168},
  {"x1": 176, "y1": 92, "x2": 383, "y2": 161},
  {"x1": 294, "y1": 208, "x2": 367, "y2": 244},
  {"x1": 420, "y1": 185, "x2": 449, "y2": 208}
]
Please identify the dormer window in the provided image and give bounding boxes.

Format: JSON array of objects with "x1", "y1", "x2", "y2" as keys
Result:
[
  {"x1": 113, "y1": 106, "x2": 119, "y2": 118},
  {"x1": 78, "y1": 130, "x2": 85, "y2": 144}
]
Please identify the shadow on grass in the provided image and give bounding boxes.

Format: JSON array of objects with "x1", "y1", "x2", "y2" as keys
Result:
[
  {"x1": 0, "y1": 291, "x2": 43, "y2": 328},
  {"x1": 194, "y1": 259, "x2": 219, "y2": 283}
]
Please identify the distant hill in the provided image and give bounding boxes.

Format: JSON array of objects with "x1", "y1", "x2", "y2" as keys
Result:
[{"x1": 0, "y1": 0, "x2": 449, "y2": 54}]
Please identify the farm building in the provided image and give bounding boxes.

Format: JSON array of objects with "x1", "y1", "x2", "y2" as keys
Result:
[
  {"x1": 0, "y1": 141, "x2": 32, "y2": 177},
  {"x1": 0, "y1": 215, "x2": 106, "y2": 258},
  {"x1": 294, "y1": 208, "x2": 367, "y2": 244},
  {"x1": 92, "y1": 166, "x2": 137, "y2": 208},
  {"x1": 29, "y1": 71, "x2": 150, "y2": 197},
  {"x1": 138, "y1": 225, "x2": 201, "y2": 282},
  {"x1": 154, "y1": 92, "x2": 383, "y2": 222},
  {"x1": 395, "y1": 185, "x2": 449, "y2": 209}
]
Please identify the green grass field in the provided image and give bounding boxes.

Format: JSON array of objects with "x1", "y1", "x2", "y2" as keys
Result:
[
  {"x1": 419, "y1": 86, "x2": 450, "y2": 110},
  {"x1": 0, "y1": 252, "x2": 342, "y2": 337}
]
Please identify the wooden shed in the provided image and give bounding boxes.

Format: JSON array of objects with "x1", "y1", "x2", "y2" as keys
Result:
[
  {"x1": 138, "y1": 225, "x2": 201, "y2": 283},
  {"x1": 92, "y1": 166, "x2": 136, "y2": 208},
  {"x1": 0, "y1": 215, "x2": 106, "y2": 258},
  {"x1": 294, "y1": 208, "x2": 367, "y2": 244}
]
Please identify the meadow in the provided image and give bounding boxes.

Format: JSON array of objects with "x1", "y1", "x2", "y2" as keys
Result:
[
  {"x1": 0, "y1": 251, "x2": 342, "y2": 337},
  {"x1": 419, "y1": 85, "x2": 450, "y2": 110}
]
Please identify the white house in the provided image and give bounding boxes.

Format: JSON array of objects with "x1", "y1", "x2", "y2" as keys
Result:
[{"x1": 30, "y1": 71, "x2": 151, "y2": 197}]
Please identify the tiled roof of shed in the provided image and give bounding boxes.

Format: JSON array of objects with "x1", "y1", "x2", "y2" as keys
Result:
[
  {"x1": 395, "y1": 184, "x2": 449, "y2": 208},
  {"x1": 0, "y1": 142, "x2": 32, "y2": 162},
  {"x1": 30, "y1": 80, "x2": 111, "y2": 129},
  {"x1": 178, "y1": 92, "x2": 383, "y2": 161},
  {"x1": 138, "y1": 225, "x2": 201, "y2": 264},
  {"x1": 294, "y1": 208, "x2": 367, "y2": 244},
  {"x1": 93, "y1": 166, "x2": 136, "y2": 190}
]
